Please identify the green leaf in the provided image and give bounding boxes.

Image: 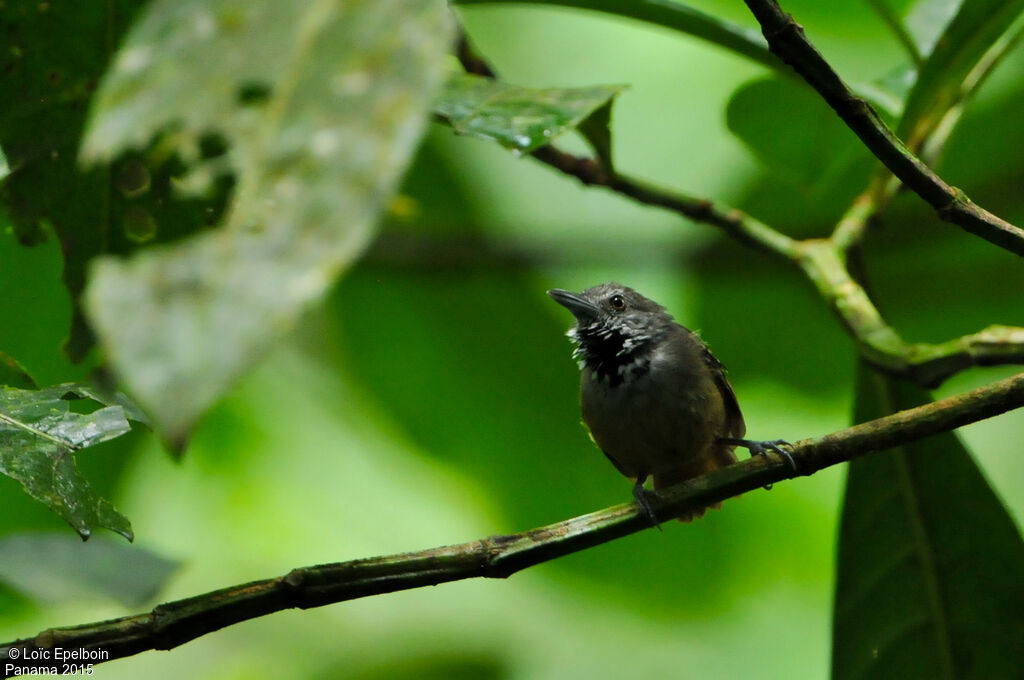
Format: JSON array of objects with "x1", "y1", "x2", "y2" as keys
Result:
[
  {"x1": 0, "y1": 352, "x2": 36, "y2": 390},
  {"x1": 435, "y1": 73, "x2": 625, "y2": 157},
  {"x1": 864, "y1": 0, "x2": 924, "y2": 66},
  {"x1": 0, "y1": 384, "x2": 143, "y2": 540},
  {"x1": 904, "y1": 0, "x2": 964, "y2": 57},
  {"x1": 0, "y1": 1, "x2": 226, "y2": 361},
  {"x1": 573, "y1": 99, "x2": 616, "y2": 169},
  {"x1": 898, "y1": 0, "x2": 1024, "y2": 148},
  {"x1": 726, "y1": 77, "x2": 867, "y2": 189},
  {"x1": 453, "y1": 0, "x2": 777, "y2": 72},
  {"x1": 81, "y1": 0, "x2": 453, "y2": 447},
  {"x1": 0, "y1": 532, "x2": 178, "y2": 607},
  {"x1": 832, "y1": 365, "x2": 1024, "y2": 680}
]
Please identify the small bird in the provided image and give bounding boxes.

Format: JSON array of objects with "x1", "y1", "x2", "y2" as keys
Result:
[{"x1": 548, "y1": 282, "x2": 791, "y2": 524}]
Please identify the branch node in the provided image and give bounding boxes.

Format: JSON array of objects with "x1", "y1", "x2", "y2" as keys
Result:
[
  {"x1": 283, "y1": 569, "x2": 305, "y2": 589},
  {"x1": 938, "y1": 187, "x2": 970, "y2": 218}
]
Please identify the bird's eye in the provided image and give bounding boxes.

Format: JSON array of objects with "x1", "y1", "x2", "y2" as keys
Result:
[{"x1": 609, "y1": 295, "x2": 626, "y2": 311}]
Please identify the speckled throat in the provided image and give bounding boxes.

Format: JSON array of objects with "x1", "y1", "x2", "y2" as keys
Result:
[{"x1": 569, "y1": 323, "x2": 659, "y2": 387}]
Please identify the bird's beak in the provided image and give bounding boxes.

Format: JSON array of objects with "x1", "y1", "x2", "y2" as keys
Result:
[{"x1": 547, "y1": 289, "x2": 601, "y2": 322}]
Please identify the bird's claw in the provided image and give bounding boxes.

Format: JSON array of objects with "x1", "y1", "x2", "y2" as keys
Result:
[
  {"x1": 718, "y1": 437, "x2": 797, "y2": 491},
  {"x1": 632, "y1": 478, "x2": 662, "y2": 531},
  {"x1": 745, "y1": 439, "x2": 798, "y2": 472}
]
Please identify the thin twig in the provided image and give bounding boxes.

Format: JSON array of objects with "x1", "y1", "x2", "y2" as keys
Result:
[
  {"x1": 742, "y1": 0, "x2": 1024, "y2": 257},
  {"x1": 451, "y1": 23, "x2": 1024, "y2": 387},
  {"x1": 529, "y1": 146, "x2": 798, "y2": 259},
  {"x1": 452, "y1": 0, "x2": 779, "y2": 72},
  {"x1": 3, "y1": 371, "x2": 1022, "y2": 667}
]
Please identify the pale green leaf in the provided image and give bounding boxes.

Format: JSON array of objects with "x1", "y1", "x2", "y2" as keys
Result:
[
  {"x1": 905, "y1": 0, "x2": 964, "y2": 56},
  {"x1": 81, "y1": 0, "x2": 453, "y2": 446},
  {"x1": 0, "y1": 384, "x2": 141, "y2": 540},
  {"x1": 0, "y1": 532, "x2": 179, "y2": 607}
]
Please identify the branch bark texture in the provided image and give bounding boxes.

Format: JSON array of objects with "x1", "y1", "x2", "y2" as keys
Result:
[
  {"x1": 742, "y1": 0, "x2": 1024, "y2": 256},
  {"x1": 3, "y1": 371, "x2": 1023, "y2": 667}
]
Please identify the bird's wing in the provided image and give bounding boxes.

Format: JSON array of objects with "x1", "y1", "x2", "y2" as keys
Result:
[{"x1": 698, "y1": 340, "x2": 747, "y2": 439}]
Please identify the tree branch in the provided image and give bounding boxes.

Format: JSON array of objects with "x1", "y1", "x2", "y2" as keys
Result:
[
  {"x1": 450, "y1": 25, "x2": 1024, "y2": 387},
  {"x1": 453, "y1": 0, "x2": 779, "y2": 72},
  {"x1": 529, "y1": 146, "x2": 799, "y2": 259},
  {"x1": 796, "y1": 240, "x2": 1024, "y2": 386},
  {"x1": 452, "y1": 27, "x2": 1024, "y2": 387},
  {"x1": 742, "y1": 0, "x2": 1024, "y2": 257},
  {"x1": 3, "y1": 371, "x2": 1023, "y2": 667}
]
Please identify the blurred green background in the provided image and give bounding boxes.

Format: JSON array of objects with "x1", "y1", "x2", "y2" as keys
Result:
[{"x1": 2, "y1": 1, "x2": 1023, "y2": 678}]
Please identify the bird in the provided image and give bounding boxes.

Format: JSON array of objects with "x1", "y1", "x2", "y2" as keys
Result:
[{"x1": 548, "y1": 282, "x2": 792, "y2": 524}]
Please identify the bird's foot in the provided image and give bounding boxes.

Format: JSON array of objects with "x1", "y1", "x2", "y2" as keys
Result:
[
  {"x1": 718, "y1": 438, "x2": 797, "y2": 490},
  {"x1": 632, "y1": 477, "x2": 662, "y2": 531}
]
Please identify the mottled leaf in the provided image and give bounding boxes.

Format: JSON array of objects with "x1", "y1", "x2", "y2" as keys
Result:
[
  {"x1": 81, "y1": 0, "x2": 453, "y2": 447},
  {"x1": 832, "y1": 365, "x2": 1024, "y2": 680},
  {"x1": 0, "y1": 532, "x2": 178, "y2": 607},
  {"x1": 0, "y1": 384, "x2": 144, "y2": 540},
  {"x1": 435, "y1": 73, "x2": 625, "y2": 156},
  {"x1": 0, "y1": 1, "x2": 226, "y2": 360}
]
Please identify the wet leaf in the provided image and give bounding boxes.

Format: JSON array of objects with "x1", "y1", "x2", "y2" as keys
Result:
[
  {"x1": 0, "y1": 384, "x2": 145, "y2": 540},
  {"x1": 81, "y1": 0, "x2": 453, "y2": 447},
  {"x1": 435, "y1": 73, "x2": 625, "y2": 156}
]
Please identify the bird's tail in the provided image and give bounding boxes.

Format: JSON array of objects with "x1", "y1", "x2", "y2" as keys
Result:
[{"x1": 652, "y1": 444, "x2": 738, "y2": 522}]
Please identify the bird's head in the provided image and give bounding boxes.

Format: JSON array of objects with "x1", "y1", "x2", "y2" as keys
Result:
[{"x1": 548, "y1": 283, "x2": 674, "y2": 381}]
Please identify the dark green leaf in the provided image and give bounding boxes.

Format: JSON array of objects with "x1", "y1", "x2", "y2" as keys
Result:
[
  {"x1": 0, "y1": 532, "x2": 178, "y2": 607},
  {"x1": 0, "y1": 384, "x2": 139, "y2": 540},
  {"x1": 81, "y1": 0, "x2": 453, "y2": 447},
  {"x1": 0, "y1": 352, "x2": 36, "y2": 390},
  {"x1": 832, "y1": 365, "x2": 1024, "y2": 680},
  {"x1": 899, "y1": 0, "x2": 1024, "y2": 147},
  {"x1": 726, "y1": 77, "x2": 868, "y2": 189},
  {"x1": 435, "y1": 73, "x2": 625, "y2": 156},
  {"x1": 575, "y1": 99, "x2": 616, "y2": 169}
]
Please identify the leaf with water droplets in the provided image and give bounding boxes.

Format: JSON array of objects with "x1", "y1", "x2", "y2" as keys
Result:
[
  {"x1": 81, "y1": 0, "x2": 453, "y2": 447},
  {"x1": 0, "y1": 384, "x2": 145, "y2": 541},
  {"x1": 435, "y1": 73, "x2": 626, "y2": 157}
]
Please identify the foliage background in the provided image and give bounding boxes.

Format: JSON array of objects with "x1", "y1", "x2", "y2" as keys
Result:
[{"x1": 1, "y1": 0, "x2": 1022, "y2": 678}]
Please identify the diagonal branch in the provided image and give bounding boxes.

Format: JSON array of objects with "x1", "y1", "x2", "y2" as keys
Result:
[
  {"x1": 795, "y1": 239, "x2": 1024, "y2": 386},
  {"x1": 452, "y1": 29, "x2": 1024, "y2": 387},
  {"x1": 742, "y1": 0, "x2": 1024, "y2": 257},
  {"x1": 3, "y1": 371, "x2": 1023, "y2": 668}
]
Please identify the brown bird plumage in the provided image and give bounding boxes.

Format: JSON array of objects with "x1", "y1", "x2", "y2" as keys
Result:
[{"x1": 549, "y1": 283, "x2": 784, "y2": 523}]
